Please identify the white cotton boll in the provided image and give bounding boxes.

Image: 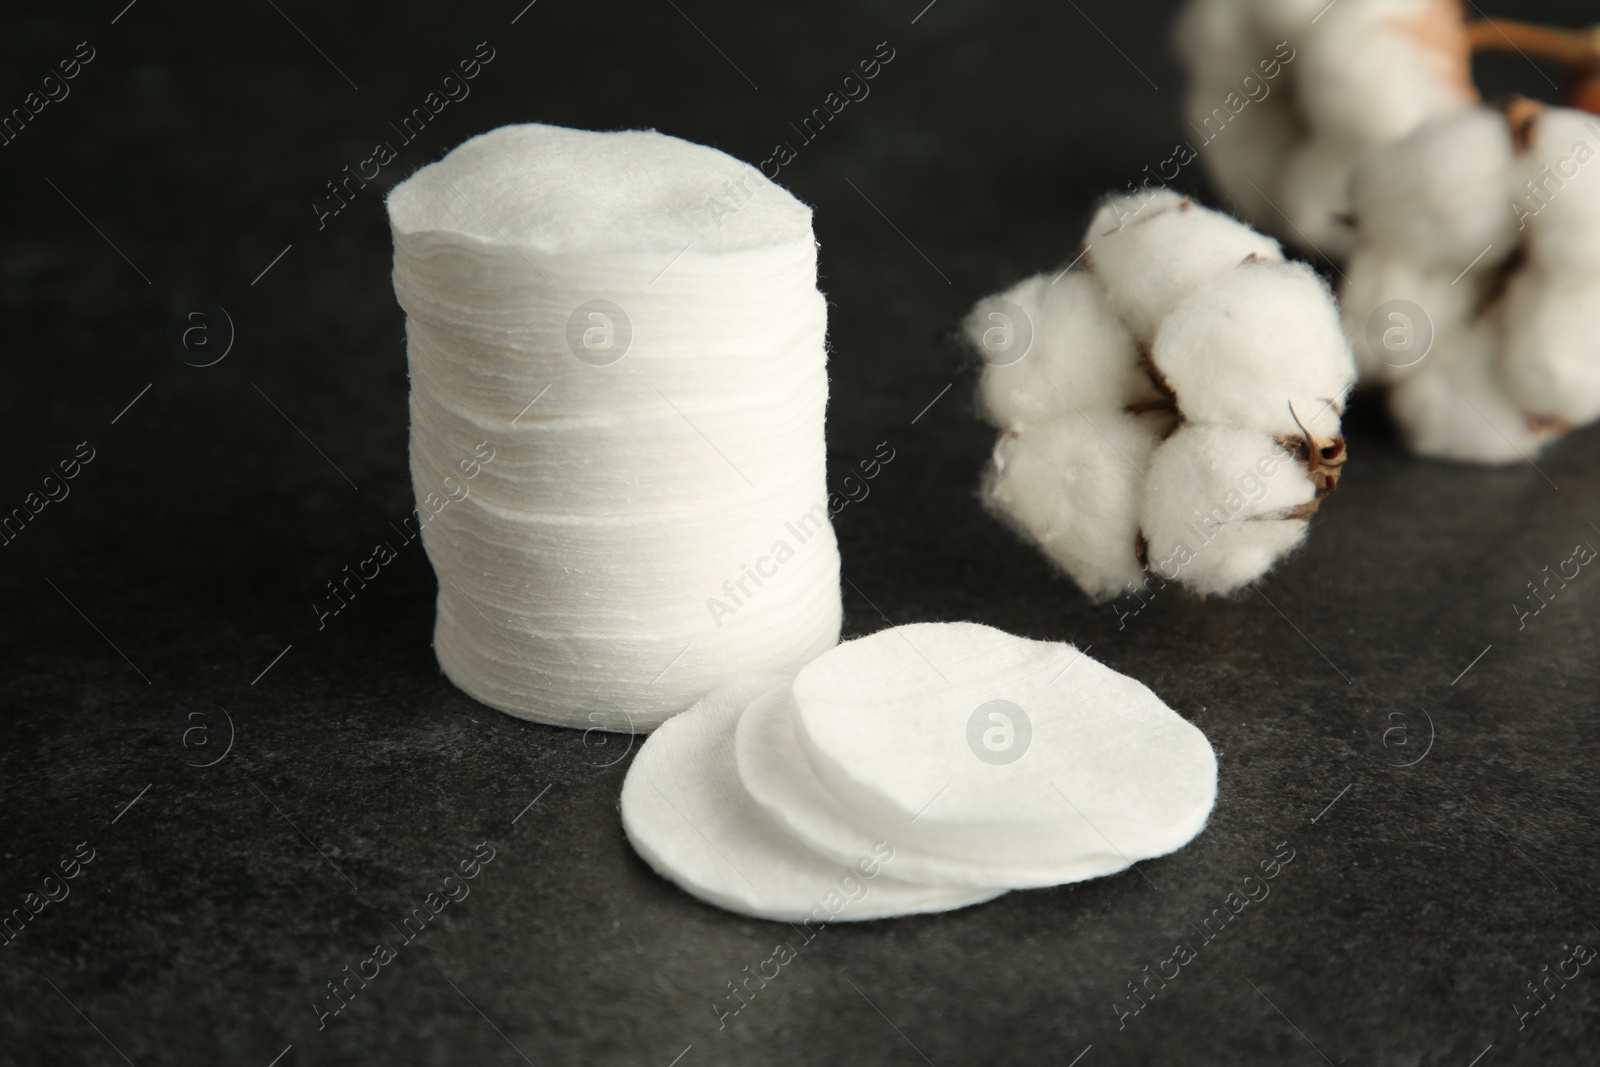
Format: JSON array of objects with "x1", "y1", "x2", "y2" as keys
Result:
[
  {"x1": 1277, "y1": 138, "x2": 1363, "y2": 258},
  {"x1": 970, "y1": 272, "x2": 1155, "y2": 429},
  {"x1": 1500, "y1": 267, "x2": 1600, "y2": 427},
  {"x1": 1088, "y1": 196, "x2": 1284, "y2": 341},
  {"x1": 1244, "y1": 0, "x2": 1332, "y2": 40},
  {"x1": 1521, "y1": 107, "x2": 1600, "y2": 270},
  {"x1": 1295, "y1": 0, "x2": 1474, "y2": 146},
  {"x1": 1340, "y1": 247, "x2": 1474, "y2": 383},
  {"x1": 1189, "y1": 93, "x2": 1301, "y2": 226},
  {"x1": 1140, "y1": 423, "x2": 1318, "y2": 596},
  {"x1": 983, "y1": 411, "x2": 1167, "y2": 601},
  {"x1": 1173, "y1": 0, "x2": 1261, "y2": 79},
  {"x1": 1152, "y1": 258, "x2": 1355, "y2": 439},
  {"x1": 1386, "y1": 311, "x2": 1555, "y2": 464},
  {"x1": 1350, "y1": 108, "x2": 1522, "y2": 269},
  {"x1": 1087, "y1": 186, "x2": 1187, "y2": 240}
]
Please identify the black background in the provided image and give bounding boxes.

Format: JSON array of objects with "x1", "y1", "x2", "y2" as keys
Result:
[{"x1": 3, "y1": 1, "x2": 1599, "y2": 1064}]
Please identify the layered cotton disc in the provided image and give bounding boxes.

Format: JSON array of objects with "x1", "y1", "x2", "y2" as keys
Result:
[
  {"x1": 739, "y1": 623, "x2": 1217, "y2": 888},
  {"x1": 621, "y1": 675, "x2": 1006, "y2": 920},
  {"x1": 388, "y1": 123, "x2": 842, "y2": 730}
]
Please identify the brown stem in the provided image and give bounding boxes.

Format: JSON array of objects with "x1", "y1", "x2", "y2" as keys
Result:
[{"x1": 1466, "y1": 19, "x2": 1600, "y2": 67}]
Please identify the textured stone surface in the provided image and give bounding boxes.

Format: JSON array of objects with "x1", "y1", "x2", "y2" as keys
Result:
[{"x1": 1, "y1": 1, "x2": 1597, "y2": 1064}]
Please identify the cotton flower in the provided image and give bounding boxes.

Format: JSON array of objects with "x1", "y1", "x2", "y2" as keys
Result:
[
  {"x1": 1341, "y1": 97, "x2": 1600, "y2": 462},
  {"x1": 968, "y1": 194, "x2": 1355, "y2": 601},
  {"x1": 1174, "y1": 0, "x2": 1476, "y2": 258}
]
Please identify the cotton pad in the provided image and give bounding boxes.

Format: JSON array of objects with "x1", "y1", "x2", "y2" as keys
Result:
[
  {"x1": 620, "y1": 675, "x2": 1006, "y2": 920},
  {"x1": 737, "y1": 678, "x2": 1135, "y2": 889},
  {"x1": 738, "y1": 623, "x2": 1218, "y2": 889},
  {"x1": 388, "y1": 123, "x2": 842, "y2": 730}
]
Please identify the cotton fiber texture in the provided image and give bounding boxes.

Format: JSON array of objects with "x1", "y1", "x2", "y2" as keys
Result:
[
  {"x1": 1341, "y1": 100, "x2": 1600, "y2": 463},
  {"x1": 619, "y1": 622, "x2": 1217, "y2": 920},
  {"x1": 388, "y1": 123, "x2": 842, "y2": 731},
  {"x1": 620, "y1": 674, "x2": 1006, "y2": 921},
  {"x1": 1174, "y1": 0, "x2": 1476, "y2": 258},
  {"x1": 967, "y1": 193, "x2": 1355, "y2": 602}
]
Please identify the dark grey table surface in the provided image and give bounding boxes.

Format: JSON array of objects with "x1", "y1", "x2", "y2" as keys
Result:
[{"x1": 4, "y1": 1, "x2": 1599, "y2": 1064}]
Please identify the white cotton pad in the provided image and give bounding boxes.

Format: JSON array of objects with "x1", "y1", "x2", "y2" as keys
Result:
[
  {"x1": 620, "y1": 675, "x2": 1006, "y2": 920},
  {"x1": 1152, "y1": 257, "x2": 1355, "y2": 440},
  {"x1": 387, "y1": 122, "x2": 811, "y2": 256},
  {"x1": 388, "y1": 123, "x2": 842, "y2": 731},
  {"x1": 739, "y1": 623, "x2": 1218, "y2": 889},
  {"x1": 737, "y1": 673, "x2": 1136, "y2": 889},
  {"x1": 1140, "y1": 423, "x2": 1316, "y2": 597},
  {"x1": 1087, "y1": 195, "x2": 1284, "y2": 341}
]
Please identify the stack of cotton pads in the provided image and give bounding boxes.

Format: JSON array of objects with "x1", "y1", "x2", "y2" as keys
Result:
[
  {"x1": 387, "y1": 124, "x2": 842, "y2": 730},
  {"x1": 620, "y1": 622, "x2": 1218, "y2": 921}
]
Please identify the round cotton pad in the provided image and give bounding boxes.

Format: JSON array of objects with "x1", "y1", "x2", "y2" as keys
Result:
[
  {"x1": 621, "y1": 676, "x2": 1006, "y2": 921},
  {"x1": 736, "y1": 681, "x2": 1132, "y2": 889},
  {"x1": 748, "y1": 623, "x2": 1217, "y2": 888},
  {"x1": 386, "y1": 122, "x2": 812, "y2": 257}
]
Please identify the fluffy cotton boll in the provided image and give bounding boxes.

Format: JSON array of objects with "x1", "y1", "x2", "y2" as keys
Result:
[
  {"x1": 1086, "y1": 187, "x2": 1186, "y2": 240},
  {"x1": 1242, "y1": 0, "x2": 1335, "y2": 40},
  {"x1": 1140, "y1": 424, "x2": 1317, "y2": 596},
  {"x1": 1152, "y1": 258, "x2": 1355, "y2": 440},
  {"x1": 1386, "y1": 311, "x2": 1557, "y2": 464},
  {"x1": 1500, "y1": 267, "x2": 1600, "y2": 427},
  {"x1": 1520, "y1": 107, "x2": 1600, "y2": 270},
  {"x1": 1295, "y1": 0, "x2": 1475, "y2": 146},
  {"x1": 1340, "y1": 247, "x2": 1474, "y2": 383},
  {"x1": 1173, "y1": 0, "x2": 1262, "y2": 78},
  {"x1": 1189, "y1": 92, "x2": 1301, "y2": 226},
  {"x1": 970, "y1": 272, "x2": 1155, "y2": 430},
  {"x1": 1350, "y1": 108, "x2": 1522, "y2": 269},
  {"x1": 983, "y1": 411, "x2": 1167, "y2": 601},
  {"x1": 1087, "y1": 197, "x2": 1284, "y2": 341},
  {"x1": 1276, "y1": 138, "x2": 1363, "y2": 259}
]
